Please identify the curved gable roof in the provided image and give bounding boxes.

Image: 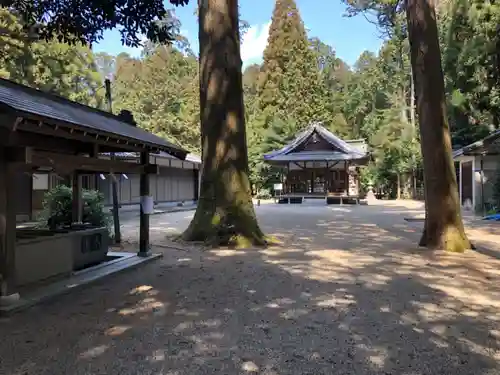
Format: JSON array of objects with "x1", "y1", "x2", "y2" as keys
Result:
[{"x1": 264, "y1": 122, "x2": 367, "y2": 161}]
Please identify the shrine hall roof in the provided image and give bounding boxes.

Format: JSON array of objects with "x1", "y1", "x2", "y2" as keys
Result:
[{"x1": 263, "y1": 123, "x2": 369, "y2": 164}]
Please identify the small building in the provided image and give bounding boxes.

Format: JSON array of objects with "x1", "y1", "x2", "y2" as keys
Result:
[
  {"x1": 453, "y1": 129, "x2": 500, "y2": 213},
  {"x1": 0, "y1": 77, "x2": 188, "y2": 300},
  {"x1": 21, "y1": 126, "x2": 201, "y2": 221},
  {"x1": 263, "y1": 123, "x2": 369, "y2": 204},
  {"x1": 31, "y1": 152, "x2": 202, "y2": 219}
]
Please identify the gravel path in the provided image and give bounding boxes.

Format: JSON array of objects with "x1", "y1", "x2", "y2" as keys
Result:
[{"x1": 2, "y1": 201, "x2": 500, "y2": 374}]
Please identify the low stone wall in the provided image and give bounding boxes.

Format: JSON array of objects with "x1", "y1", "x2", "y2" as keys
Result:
[
  {"x1": 16, "y1": 233, "x2": 73, "y2": 286},
  {"x1": 72, "y1": 227, "x2": 109, "y2": 271},
  {"x1": 16, "y1": 227, "x2": 109, "y2": 286}
]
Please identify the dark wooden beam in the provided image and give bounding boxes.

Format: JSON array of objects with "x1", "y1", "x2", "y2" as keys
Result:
[
  {"x1": 16, "y1": 120, "x2": 161, "y2": 153},
  {"x1": 0, "y1": 128, "x2": 95, "y2": 154},
  {"x1": 345, "y1": 161, "x2": 350, "y2": 197},
  {"x1": 4, "y1": 146, "x2": 32, "y2": 163},
  {"x1": 328, "y1": 161, "x2": 340, "y2": 170},
  {"x1": 0, "y1": 113, "x2": 22, "y2": 132},
  {"x1": 193, "y1": 168, "x2": 199, "y2": 202},
  {"x1": 0, "y1": 146, "x2": 17, "y2": 298},
  {"x1": 139, "y1": 151, "x2": 151, "y2": 257},
  {"x1": 22, "y1": 150, "x2": 159, "y2": 175},
  {"x1": 71, "y1": 173, "x2": 82, "y2": 223},
  {"x1": 144, "y1": 164, "x2": 160, "y2": 175},
  {"x1": 293, "y1": 162, "x2": 306, "y2": 170}
]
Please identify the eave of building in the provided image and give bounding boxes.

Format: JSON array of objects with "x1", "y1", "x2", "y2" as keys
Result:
[
  {"x1": 0, "y1": 78, "x2": 188, "y2": 159},
  {"x1": 263, "y1": 122, "x2": 368, "y2": 163},
  {"x1": 453, "y1": 129, "x2": 500, "y2": 159}
]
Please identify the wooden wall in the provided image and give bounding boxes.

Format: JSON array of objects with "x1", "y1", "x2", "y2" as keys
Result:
[
  {"x1": 16, "y1": 164, "x2": 200, "y2": 222},
  {"x1": 97, "y1": 166, "x2": 198, "y2": 206}
]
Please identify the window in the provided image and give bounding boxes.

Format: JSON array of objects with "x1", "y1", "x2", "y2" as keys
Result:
[
  {"x1": 32, "y1": 173, "x2": 49, "y2": 190},
  {"x1": 82, "y1": 175, "x2": 93, "y2": 190}
]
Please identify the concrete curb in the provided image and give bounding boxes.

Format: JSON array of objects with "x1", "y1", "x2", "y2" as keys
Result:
[
  {"x1": 118, "y1": 205, "x2": 197, "y2": 220},
  {"x1": 0, "y1": 253, "x2": 162, "y2": 315}
]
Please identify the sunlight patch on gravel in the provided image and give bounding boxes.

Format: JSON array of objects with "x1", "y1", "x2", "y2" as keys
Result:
[{"x1": 3, "y1": 201, "x2": 500, "y2": 375}]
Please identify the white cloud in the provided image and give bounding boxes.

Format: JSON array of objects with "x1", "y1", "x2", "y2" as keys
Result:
[{"x1": 240, "y1": 22, "x2": 271, "y2": 66}]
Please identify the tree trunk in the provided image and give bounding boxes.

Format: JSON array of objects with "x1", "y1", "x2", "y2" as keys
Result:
[
  {"x1": 182, "y1": 0, "x2": 266, "y2": 247},
  {"x1": 406, "y1": 0, "x2": 471, "y2": 252},
  {"x1": 410, "y1": 68, "x2": 418, "y2": 199},
  {"x1": 396, "y1": 173, "x2": 401, "y2": 200}
]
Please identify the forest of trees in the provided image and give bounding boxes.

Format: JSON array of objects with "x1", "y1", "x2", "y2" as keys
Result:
[
  {"x1": 1, "y1": 0, "x2": 498, "y2": 249},
  {"x1": 2, "y1": 1, "x2": 496, "y2": 198}
]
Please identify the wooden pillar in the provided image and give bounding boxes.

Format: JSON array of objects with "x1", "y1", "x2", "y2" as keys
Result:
[
  {"x1": 324, "y1": 162, "x2": 329, "y2": 195},
  {"x1": 285, "y1": 162, "x2": 290, "y2": 194},
  {"x1": 311, "y1": 169, "x2": 314, "y2": 194},
  {"x1": 0, "y1": 148, "x2": 17, "y2": 298},
  {"x1": 193, "y1": 167, "x2": 199, "y2": 201},
  {"x1": 480, "y1": 156, "x2": 485, "y2": 217},
  {"x1": 139, "y1": 151, "x2": 150, "y2": 257},
  {"x1": 459, "y1": 160, "x2": 463, "y2": 206},
  {"x1": 345, "y1": 161, "x2": 349, "y2": 196},
  {"x1": 111, "y1": 156, "x2": 121, "y2": 244},
  {"x1": 72, "y1": 173, "x2": 82, "y2": 223}
]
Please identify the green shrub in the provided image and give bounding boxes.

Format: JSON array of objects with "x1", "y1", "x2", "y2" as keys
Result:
[
  {"x1": 256, "y1": 188, "x2": 272, "y2": 200},
  {"x1": 39, "y1": 185, "x2": 110, "y2": 230}
]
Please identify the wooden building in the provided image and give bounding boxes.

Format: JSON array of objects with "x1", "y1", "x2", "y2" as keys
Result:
[
  {"x1": 263, "y1": 123, "x2": 369, "y2": 204},
  {"x1": 97, "y1": 152, "x2": 201, "y2": 208},
  {"x1": 0, "y1": 78, "x2": 188, "y2": 300},
  {"x1": 26, "y1": 151, "x2": 201, "y2": 221},
  {"x1": 453, "y1": 129, "x2": 500, "y2": 213}
]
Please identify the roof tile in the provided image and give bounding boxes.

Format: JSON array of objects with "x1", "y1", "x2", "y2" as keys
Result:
[{"x1": 0, "y1": 78, "x2": 187, "y2": 157}]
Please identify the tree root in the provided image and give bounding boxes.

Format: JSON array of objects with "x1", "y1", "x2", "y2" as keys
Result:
[
  {"x1": 181, "y1": 212, "x2": 267, "y2": 249},
  {"x1": 419, "y1": 225, "x2": 472, "y2": 252}
]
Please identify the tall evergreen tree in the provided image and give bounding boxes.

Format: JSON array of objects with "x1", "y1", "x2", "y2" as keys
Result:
[
  {"x1": 257, "y1": 0, "x2": 327, "y2": 131},
  {"x1": 406, "y1": 0, "x2": 471, "y2": 251},
  {"x1": 181, "y1": 0, "x2": 265, "y2": 247}
]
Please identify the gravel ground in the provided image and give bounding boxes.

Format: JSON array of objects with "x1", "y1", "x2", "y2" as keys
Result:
[{"x1": 2, "y1": 201, "x2": 500, "y2": 375}]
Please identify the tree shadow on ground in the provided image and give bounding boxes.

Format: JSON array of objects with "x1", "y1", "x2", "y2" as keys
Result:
[{"x1": 2, "y1": 205, "x2": 500, "y2": 374}]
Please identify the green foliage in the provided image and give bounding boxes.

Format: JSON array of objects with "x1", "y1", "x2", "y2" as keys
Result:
[
  {"x1": 39, "y1": 185, "x2": 110, "y2": 230},
  {"x1": 0, "y1": 8, "x2": 105, "y2": 107},
  {"x1": 7, "y1": 0, "x2": 189, "y2": 46},
  {"x1": 246, "y1": 0, "x2": 355, "y2": 190},
  {"x1": 111, "y1": 45, "x2": 200, "y2": 153},
  {"x1": 359, "y1": 163, "x2": 379, "y2": 189},
  {"x1": 0, "y1": 8, "x2": 200, "y2": 153},
  {"x1": 248, "y1": 116, "x2": 297, "y2": 191},
  {"x1": 342, "y1": 0, "x2": 403, "y2": 34},
  {"x1": 439, "y1": 0, "x2": 500, "y2": 146},
  {"x1": 2, "y1": 0, "x2": 500, "y2": 207},
  {"x1": 257, "y1": 0, "x2": 330, "y2": 130},
  {"x1": 255, "y1": 188, "x2": 272, "y2": 200}
]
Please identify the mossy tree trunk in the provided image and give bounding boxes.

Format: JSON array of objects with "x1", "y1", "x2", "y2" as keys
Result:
[
  {"x1": 406, "y1": 0, "x2": 471, "y2": 252},
  {"x1": 182, "y1": 0, "x2": 266, "y2": 247}
]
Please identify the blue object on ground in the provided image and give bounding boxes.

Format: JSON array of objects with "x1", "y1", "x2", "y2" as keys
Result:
[{"x1": 483, "y1": 214, "x2": 500, "y2": 221}]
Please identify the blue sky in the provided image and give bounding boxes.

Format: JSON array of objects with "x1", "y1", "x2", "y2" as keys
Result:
[{"x1": 93, "y1": 0, "x2": 384, "y2": 68}]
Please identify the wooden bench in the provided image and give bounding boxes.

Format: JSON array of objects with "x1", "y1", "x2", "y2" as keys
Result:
[
  {"x1": 326, "y1": 195, "x2": 359, "y2": 205},
  {"x1": 277, "y1": 196, "x2": 304, "y2": 204}
]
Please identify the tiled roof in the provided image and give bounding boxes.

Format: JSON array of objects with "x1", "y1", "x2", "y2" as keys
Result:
[
  {"x1": 453, "y1": 129, "x2": 500, "y2": 158},
  {"x1": 264, "y1": 122, "x2": 368, "y2": 162},
  {"x1": 264, "y1": 150, "x2": 369, "y2": 162},
  {"x1": 0, "y1": 78, "x2": 187, "y2": 158}
]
